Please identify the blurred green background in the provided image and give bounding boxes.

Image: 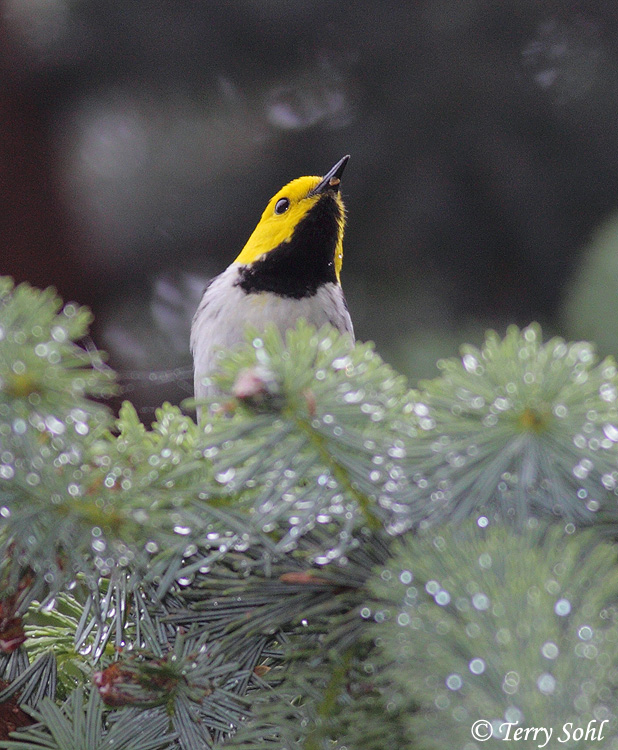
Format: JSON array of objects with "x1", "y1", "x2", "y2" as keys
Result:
[{"x1": 3, "y1": 0, "x2": 618, "y2": 416}]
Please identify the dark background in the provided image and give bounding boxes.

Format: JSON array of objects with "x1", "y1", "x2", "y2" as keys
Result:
[{"x1": 3, "y1": 0, "x2": 618, "y2": 416}]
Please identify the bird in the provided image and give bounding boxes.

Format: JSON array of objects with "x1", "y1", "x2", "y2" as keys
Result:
[{"x1": 191, "y1": 155, "x2": 354, "y2": 410}]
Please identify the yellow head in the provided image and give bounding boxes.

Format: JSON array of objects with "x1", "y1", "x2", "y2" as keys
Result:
[{"x1": 233, "y1": 156, "x2": 349, "y2": 285}]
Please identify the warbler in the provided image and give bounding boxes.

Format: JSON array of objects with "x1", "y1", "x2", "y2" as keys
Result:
[{"x1": 191, "y1": 155, "x2": 354, "y2": 406}]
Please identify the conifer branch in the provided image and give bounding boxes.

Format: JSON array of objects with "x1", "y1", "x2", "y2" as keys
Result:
[{"x1": 5, "y1": 278, "x2": 618, "y2": 748}]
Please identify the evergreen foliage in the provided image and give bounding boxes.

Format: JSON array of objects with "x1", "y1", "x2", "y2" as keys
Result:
[
  {"x1": 370, "y1": 523, "x2": 618, "y2": 749},
  {"x1": 403, "y1": 325, "x2": 618, "y2": 525},
  {"x1": 2, "y1": 277, "x2": 618, "y2": 748}
]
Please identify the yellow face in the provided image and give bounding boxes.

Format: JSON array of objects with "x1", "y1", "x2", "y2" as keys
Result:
[{"x1": 233, "y1": 175, "x2": 346, "y2": 282}]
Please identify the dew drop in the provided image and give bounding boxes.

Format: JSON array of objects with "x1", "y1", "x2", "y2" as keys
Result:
[
  {"x1": 554, "y1": 598, "x2": 571, "y2": 616},
  {"x1": 45, "y1": 416, "x2": 65, "y2": 435},
  {"x1": 503, "y1": 670, "x2": 519, "y2": 689},
  {"x1": 541, "y1": 641, "x2": 559, "y2": 659},
  {"x1": 603, "y1": 423, "x2": 618, "y2": 442},
  {"x1": 504, "y1": 707, "x2": 522, "y2": 725},
  {"x1": 332, "y1": 356, "x2": 351, "y2": 370},
  {"x1": 469, "y1": 658, "x2": 485, "y2": 675},
  {"x1": 537, "y1": 673, "x2": 556, "y2": 694},
  {"x1": 0, "y1": 465, "x2": 15, "y2": 480},
  {"x1": 493, "y1": 396, "x2": 510, "y2": 411},
  {"x1": 572, "y1": 462, "x2": 591, "y2": 479},
  {"x1": 50, "y1": 325, "x2": 67, "y2": 342},
  {"x1": 472, "y1": 593, "x2": 489, "y2": 611},
  {"x1": 578, "y1": 625, "x2": 593, "y2": 641},
  {"x1": 462, "y1": 354, "x2": 479, "y2": 372},
  {"x1": 496, "y1": 628, "x2": 511, "y2": 645},
  {"x1": 215, "y1": 468, "x2": 236, "y2": 484},
  {"x1": 12, "y1": 419, "x2": 27, "y2": 435}
]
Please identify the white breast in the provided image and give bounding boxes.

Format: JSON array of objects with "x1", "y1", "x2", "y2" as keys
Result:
[{"x1": 191, "y1": 264, "x2": 354, "y2": 401}]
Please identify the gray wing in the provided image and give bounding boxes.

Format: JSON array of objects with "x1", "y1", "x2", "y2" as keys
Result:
[{"x1": 322, "y1": 284, "x2": 354, "y2": 341}]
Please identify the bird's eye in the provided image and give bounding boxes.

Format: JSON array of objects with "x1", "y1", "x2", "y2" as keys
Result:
[{"x1": 274, "y1": 198, "x2": 290, "y2": 214}]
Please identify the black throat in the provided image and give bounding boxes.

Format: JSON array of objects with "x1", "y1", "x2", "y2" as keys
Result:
[{"x1": 236, "y1": 195, "x2": 341, "y2": 299}]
